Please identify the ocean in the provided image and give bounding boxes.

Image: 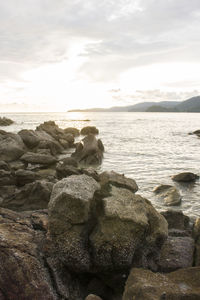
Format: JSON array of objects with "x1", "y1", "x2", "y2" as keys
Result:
[{"x1": 1, "y1": 111, "x2": 200, "y2": 218}]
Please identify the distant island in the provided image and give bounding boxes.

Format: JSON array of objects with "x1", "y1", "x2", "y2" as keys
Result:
[{"x1": 69, "y1": 96, "x2": 200, "y2": 112}]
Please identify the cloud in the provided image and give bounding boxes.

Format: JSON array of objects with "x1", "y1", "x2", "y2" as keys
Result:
[{"x1": 1, "y1": 0, "x2": 200, "y2": 106}]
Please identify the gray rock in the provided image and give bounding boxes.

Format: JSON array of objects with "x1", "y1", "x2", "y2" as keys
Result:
[
  {"x1": 48, "y1": 174, "x2": 100, "y2": 272},
  {"x1": 161, "y1": 210, "x2": 190, "y2": 231},
  {"x1": 20, "y1": 152, "x2": 57, "y2": 165},
  {"x1": 154, "y1": 185, "x2": 181, "y2": 206},
  {"x1": 100, "y1": 171, "x2": 138, "y2": 193},
  {"x1": 0, "y1": 131, "x2": 25, "y2": 162},
  {"x1": 1, "y1": 180, "x2": 53, "y2": 211},
  {"x1": 0, "y1": 208, "x2": 56, "y2": 300},
  {"x1": 15, "y1": 169, "x2": 37, "y2": 186},
  {"x1": 90, "y1": 185, "x2": 168, "y2": 271},
  {"x1": 72, "y1": 134, "x2": 104, "y2": 165},
  {"x1": 158, "y1": 236, "x2": 195, "y2": 272},
  {"x1": 123, "y1": 267, "x2": 200, "y2": 300},
  {"x1": 0, "y1": 170, "x2": 16, "y2": 186},
  {"x1": 56, "y1": 163, "x2": 81, "y2": 179},
  {"x1": 64, "y1": 127, "x2": 80, "y2": 137},
  {"x1": 0, "y1": 160, "x2": 10, "y2": 171},
  {"x1": 81, "y1": 126, "x2": 99, "y2": 135},
  {"x1": 18, "y1": 129, "x2": 40, "y2": 148},
  {"x1": 172, "y1": 172, "x2": 199, "y2": 182}
]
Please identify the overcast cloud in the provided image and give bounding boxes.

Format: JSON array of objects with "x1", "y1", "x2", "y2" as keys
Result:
[{"x1": 0, "y1": 0, "x2": 200, "y2": 109}]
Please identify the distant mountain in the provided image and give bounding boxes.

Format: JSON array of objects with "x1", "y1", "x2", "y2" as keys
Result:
[{"x1": 68, "y1": 96, "x2": 200, "y2": 112}]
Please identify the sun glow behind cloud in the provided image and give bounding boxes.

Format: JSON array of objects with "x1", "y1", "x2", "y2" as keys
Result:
[{"x1": 1, "y1": 0, "x2": 200, "y2": 111}]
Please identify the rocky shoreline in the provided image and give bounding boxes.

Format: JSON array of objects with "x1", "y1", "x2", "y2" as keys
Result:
[{"x1": 0, "y1": 121, "x2": 200, "y2": 299}]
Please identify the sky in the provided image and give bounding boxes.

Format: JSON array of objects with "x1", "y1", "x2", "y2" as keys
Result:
[{"x1": 1, "y1": 0, "x2": 200, "y2": 111}]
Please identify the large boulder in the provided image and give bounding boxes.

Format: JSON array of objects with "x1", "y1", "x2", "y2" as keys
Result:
[
  {"x1": 90, "y1": 185, "x2": 168, "y2": 272},
  {"x1": 172, "y1": 172, "x2": 199, "y2": 182},
  {"x1": 0, "y1": 208, "x2": 57, "y2": 299},
  {"x1": 48, "y1": 174, "x2": 100, "y2": 272},
  {"x1": 72, "y1": 134, "x2": 104, "y2": 165},
  {"x1": 123, "y1": 267, "x2": 200, "y2": 300},
  {"x1": 20, "y1": 152, "x2": 57, "y2": 166},
  {"x1": 154, "y1": 185, "x2": 181, "y2": 206},
  {"x1": 48, "y1": 174, "x2": 168, "y2": 273},
  {"x1": 158, "y1": 236, "x2": 195, "y2": 272},
  {"x1": 0, "y1": 131, "x2": 25, "y2": 162}
]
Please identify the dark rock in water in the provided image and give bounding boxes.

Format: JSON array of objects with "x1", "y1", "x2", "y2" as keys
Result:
[
  {"x1": 158, "y1": 236, "x2": 195, "y2": 272},
  {"x1": 18, "y1": 129, "x2": 40, "y2": 148},
  {"x1": 0, "y1": 208, "x2": 57, "y2": 300},
  {"x1": 193, "y1": 129, "x2": 200, "y2": 136},
  {"x1": 20, "y1": 152, "x2": 57, "y2": 166},
  {"x1": 161, "y1": 210, "x2": 190, "y2": 231},
  {"x1": 48, "y1": 174, "x2": 168, "y2": 273},
  {"x1": 99, "y1": 171, "x2": 138, "y2": 193},
  {"x1": 0, "y1": 117, "x2": 14, "y2": 126},
  {"x1": 123, "y1": 267, "x2": 200, "y2": 300},
  {"x1": 64, "y1": 127, "x2": 80, "y2": 137},
  {"x1": 81, "y1": 126, "x2": 99, "y2": 135},
  {"x1": 1, "y1": 180, "x2": 53, "y2": 211},
  {"x1": 0, "y1": 131, "x2": 25, "y2": 162},
  {"x1": 153, "y1": 184, "x2": 181, "y2": 206},
  {"x1": 72, "y1": 134, "x2": 104, "y2": 165},
  {"x1": 172, "y1": 172, "x2": 199, "y2": 182}
]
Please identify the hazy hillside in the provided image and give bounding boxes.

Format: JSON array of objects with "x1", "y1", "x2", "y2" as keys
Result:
[{"x1": 68, "y1": 96, "x2": 200, "y2": 112}]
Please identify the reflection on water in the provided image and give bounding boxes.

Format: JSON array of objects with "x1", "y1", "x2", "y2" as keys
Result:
[{"x1": 1, "y1": 111, "x2": 200, "y2": 218}]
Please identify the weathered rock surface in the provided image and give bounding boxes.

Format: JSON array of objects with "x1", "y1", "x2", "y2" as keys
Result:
[
  {"x1": 48, "y1": 174, "x2": 168, "y2": 273},
  {"x1": 81, "y1": 126, "x2": 99, "y2": 135},
  {"x1": 48, "y1": 174, "x2": 100, "y2": 272},
  {"x1": 15, "y1": 169, "x2": 37, "y2": 186},
  {"x1": 161, "y1": 210, "x2": 190, "y2": 231},
  {"x1": 0, "y1": 131, "x2": 25, "y2": 162},
  {"x1": 0, "y1": 116, "x2": 14, "y2": 126},
  {"x1": 100, "y1": 171, "x2": 138, "y2": 193},
  {"x1": 18, "y1": 129, "x2": 40, "y2": 148},
  {"x1": 90, "y1": 185, "x2": 168, "y2": 272},
  {"x1": 1, "y1": 180, "x2": 53, "y2": 211},
  {"x1": 21, "y1": 152, "x2": 57, "y2": 165},
  {"x1": 154, "y1": 184, "x2": 181, "y2": 206},
  {"x1": 72, "y1": 134, "x2": 104, "y2": 165},
  {"x1": 123, "y1": 267, "x2": 200, "y2": 300},
  {"x1": 64, "y1": 127, "x2": 80, "y2": 137},
  {"x1": 193, "y1": 218, "x2": 200, "y2": 266},
  {"x1": 172, "y1": 172, "x2": 199, "y2": 182},
  {"x1": 158, "y1": 236, "x2": 195, "y2": 272},
  {"x1": 0, "y1": 208, "x2": 57, "y2": 300}
]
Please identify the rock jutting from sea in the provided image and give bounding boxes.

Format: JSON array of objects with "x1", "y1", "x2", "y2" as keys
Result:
[{"x1": 0, "y1": 121, "x2": 199, "y2": 300}]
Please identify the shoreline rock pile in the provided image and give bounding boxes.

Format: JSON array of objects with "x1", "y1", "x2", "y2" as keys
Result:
[{"x1": 0, "y1": 122, "x2": 199, "y2": 299}]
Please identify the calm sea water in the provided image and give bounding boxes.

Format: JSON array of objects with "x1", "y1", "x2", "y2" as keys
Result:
[{"x1": 1, "y1": 112, "x2": 200, "y2": 218}]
